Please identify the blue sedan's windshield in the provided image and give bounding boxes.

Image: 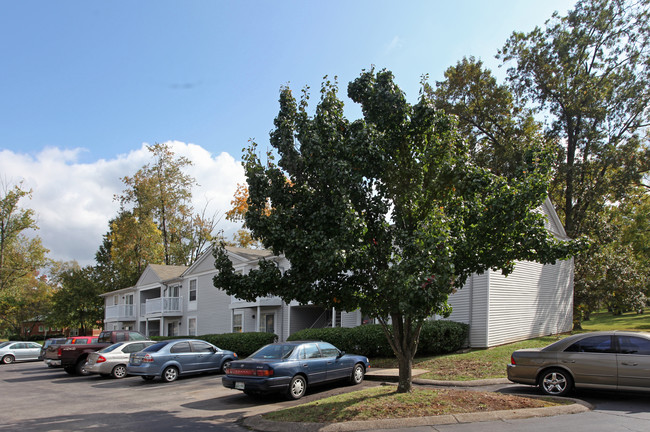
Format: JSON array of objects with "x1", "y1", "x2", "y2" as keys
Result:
[{"x1": 249, "y1": 344, "x2": 296, "y2": 359}]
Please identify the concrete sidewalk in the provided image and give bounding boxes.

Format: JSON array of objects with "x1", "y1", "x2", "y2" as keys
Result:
[{"x1": 242, "y1": 369, "x2": 592, "y2": 431}]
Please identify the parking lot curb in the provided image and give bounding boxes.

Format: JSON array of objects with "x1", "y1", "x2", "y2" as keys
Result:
[{"x1": 242, "y1": 401, "x2": 591, "y2": 432}]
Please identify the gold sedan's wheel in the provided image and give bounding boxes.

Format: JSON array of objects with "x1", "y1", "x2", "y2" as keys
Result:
[{"x1": 540, "y1": 368, "x2": 572, "y2": 396}]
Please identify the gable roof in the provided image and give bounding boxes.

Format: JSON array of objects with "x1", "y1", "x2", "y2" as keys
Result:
[
  {"x1": 148, "y1": 264, "x2": 187, "y2": 281},
  {"x1": 224, "y1": 246, "x2": 273, "y2": 262},
  {"x1": 135, "y1": 264, "x2": 188, "y2": 287}
]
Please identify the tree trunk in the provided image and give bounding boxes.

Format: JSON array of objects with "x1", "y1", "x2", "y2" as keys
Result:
[
  {"x1": 396, "y1": 350, "x2": 414, "y2": 393},
  {"x1": 379, "y1": 314, "x2": 423, "y2": 393}
]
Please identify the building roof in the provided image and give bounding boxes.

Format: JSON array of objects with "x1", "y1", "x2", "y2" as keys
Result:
[
  {"x1": 147, "y1": 264, "x2": 188, "y2": 281},
  {"x1": 224, "y1": 246, "x2": 273, "y2": 262}
]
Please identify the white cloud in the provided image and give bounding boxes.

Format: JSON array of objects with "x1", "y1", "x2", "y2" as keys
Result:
[{"x1": 0, "y1": 142, "x2": 245, "y2": 266}]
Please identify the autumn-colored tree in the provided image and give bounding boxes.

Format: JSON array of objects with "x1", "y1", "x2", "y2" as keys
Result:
[{"x1": 225, "y1": 183, "x2": 265, "y2": 249}]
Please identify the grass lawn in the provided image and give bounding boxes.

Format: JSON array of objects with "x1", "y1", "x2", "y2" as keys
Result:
[
  {"x1": 581, "y1": 310, "x2": 650, "y2": 331},
  {"x1": 263, "y1": 386, "x2": 562, "y2": 423},
  {"x1": 371, "y1": 308, "x2": 650, "y2": 380}
]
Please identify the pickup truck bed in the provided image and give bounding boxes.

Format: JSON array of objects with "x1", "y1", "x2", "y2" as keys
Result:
[{"x1": 59, "y1": 331, "x2": 148, "y2": 375}]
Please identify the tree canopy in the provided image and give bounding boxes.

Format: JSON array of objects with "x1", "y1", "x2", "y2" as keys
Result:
[
  {"x1": 499, "y1": 0, "x2": 650, "y2": 238},
  {"x1": 0, "y1": 181, "x2": 52, "y2": 337},
  {"x1": 214, "y1": 70, "x2": 583, "y2": 392},
  {"x1": 433, "y1": 0, "x2": 650, "y2": 326}
]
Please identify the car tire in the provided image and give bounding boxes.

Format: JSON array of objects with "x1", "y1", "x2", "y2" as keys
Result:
[
  {"x1": 141, "y1": 375, "x2": 155, "y2": 381},
  {"x1": 111, "y1": 364, "x2": 128, "y2": 379},
  {"x1": 162, "y1": 366, "x2": 179, "y2": 383},
  {"x1": 286, "y1": 375, "x2": 307, "y2": 400},
  {"x1": 76, "y1": 359, "x2": 90, "y2": 376},
  {"x1": 2, "y1": 355, "x2": 15, "y2": 364},
  {"x1": 539, "y1": 368, "x2": 573, "y2": 396},
  {"x1": 64, "y1": 366, "x2": 76, "y2": 375},
  {"x1": 349, "y1": 363, "x2": 365, "y2": 385},
  {"x1": 221, "y1": 359, "x2": 232, "y2": 374}
]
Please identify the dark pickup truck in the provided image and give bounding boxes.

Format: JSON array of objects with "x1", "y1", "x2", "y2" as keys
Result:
[{"x1": 60, "y1": 330, "x2": 148, "y2": 375}]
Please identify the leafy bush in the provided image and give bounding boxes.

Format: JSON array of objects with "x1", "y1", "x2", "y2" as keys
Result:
[
  {"x1": 288, "y1": 320, "x2": 469, "y2": 358},
  {"x1": 151, "y1": 332, "x2": 277, "y2": 358}
]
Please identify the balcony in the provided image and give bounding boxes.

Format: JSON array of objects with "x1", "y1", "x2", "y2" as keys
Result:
[
  {"x1": 105, "y1": 304, "x2": 136, "y2": 321},
  {"x1": 141, "y1": 297, "x2": 183, "y2": 317},
  {"x1": 229, "y1": 294, "x2": 283, "y2": 309}
]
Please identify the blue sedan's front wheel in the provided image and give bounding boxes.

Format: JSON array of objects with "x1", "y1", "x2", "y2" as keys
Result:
[
  {"x1": 350, "y1": 363, "x2": 365, "y2": 385},
  {"x1": 287, "y1": 375, "x2": 307, "y2": 400}
]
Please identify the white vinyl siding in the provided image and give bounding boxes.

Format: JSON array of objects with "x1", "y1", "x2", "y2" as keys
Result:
[{"x1": 486, "y1": 258, "x2": 573, "y2": 347}]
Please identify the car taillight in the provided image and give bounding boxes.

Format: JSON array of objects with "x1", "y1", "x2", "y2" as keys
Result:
[
  {"x1": 511, "y1": 355, "x2": 516, "y2": 365},
  {"x1": 143, "y1": 354, "x2": 154, "y2": 363},
  {"x1": 57, "y1": 348, "x2": 62, "y2": 356},
  {"x1": 256, "y1": 369, "x2": 273, "y2": 377},
  {"x1": 96, "y1": 355, "x2": 106, "y2": 363}
]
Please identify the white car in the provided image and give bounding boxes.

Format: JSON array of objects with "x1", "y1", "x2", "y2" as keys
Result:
[
  {"x1": 1, "y1": 341, "x2": 42, "y2": 364},
  {"x1": 86, "y1": 340, "x2": 155, "y2": 378}
]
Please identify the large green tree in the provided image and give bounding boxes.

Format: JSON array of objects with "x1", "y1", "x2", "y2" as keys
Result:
[
  {"x1": 214, "y1": 70, "x2": 582, "y2": 393},
  {"x1": 49, "y1": 264, "x2": 104, "y2": 335},
  {"x1": 436, "y1": 0, "x2": 650, "y2": 327},
  {"x1": 499, "y1": 0, "x2": 650, "y2": 238},
  {"x1": 432, "y1": 57, "x2": 551, "y2": 178}
]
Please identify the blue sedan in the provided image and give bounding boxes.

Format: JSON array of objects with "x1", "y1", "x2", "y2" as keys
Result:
[
  {"x1": 127, "y1": 339, "x2": 237, "y2": 382},
  {"x1": 222, "y1": 341, "x2": 370, "y2": 399}
]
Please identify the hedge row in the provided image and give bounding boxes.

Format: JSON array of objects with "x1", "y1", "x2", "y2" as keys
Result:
[
  {"x1": 151, "y1": 331, "x2": 278, "y2": 358},
  {"x1": 287, "y1": 320, "x2": 469, "y2": 358}
]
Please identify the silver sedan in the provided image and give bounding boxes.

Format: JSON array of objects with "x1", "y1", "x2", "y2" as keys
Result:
[
  {"x1": 508, "y1": 330, "x2": 650, "y2": 396},
  {"x1": 86, "y1": 340, "x2": 155, "y2": 378},
  {"x1": 0, "y1": 341, "x2": 42, "y2": 364}
]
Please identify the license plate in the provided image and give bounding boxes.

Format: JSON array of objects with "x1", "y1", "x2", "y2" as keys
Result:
[{"x1": 235, "y1": 382, "x2": 245, "y2": 390}]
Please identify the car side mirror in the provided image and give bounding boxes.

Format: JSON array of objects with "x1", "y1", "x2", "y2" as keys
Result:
[{"x1": 337, "y1": 351, "x2": 345, "y2": 359}]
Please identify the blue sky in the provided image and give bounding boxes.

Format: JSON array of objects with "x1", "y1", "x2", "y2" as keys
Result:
[{"x1": 0, "y1": 0, "x2": 577, "y2": 264}]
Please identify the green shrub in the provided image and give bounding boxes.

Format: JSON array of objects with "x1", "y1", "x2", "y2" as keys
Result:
[
  {"x1": 287, "y1": 320, "x2": 468, "y2": 358},
  {"x1": 418, "y1": 320, "x2": 469, "y2": 355},
  {"x1": 151, "y1": 332, "x2": 277, "y2": 358}
]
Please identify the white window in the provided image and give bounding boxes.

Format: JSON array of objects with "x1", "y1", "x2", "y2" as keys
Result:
[
  {"x1": 188, "y1": 318, "x2": 197, "y2": 336},
  {"x1": 113, "y1": 295, "x2": 118, "y2": 306},
  {"x1": 189, "y1": 279, "x2": 197, "y2": 302},
  {"x1": 233, "y1": 313, "x2": 243, "y2": 333}
]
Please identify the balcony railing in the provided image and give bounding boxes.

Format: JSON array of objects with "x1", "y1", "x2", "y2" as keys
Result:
[
  {"x1": 230, "y1": 294, "x2": 283, "y2": 307},
  {"x1": 105, "y1": 304, "x2": 136, "y2": 321},
  {"x1": 141, "y1": 297, "x2": 183, "y2": 316}
]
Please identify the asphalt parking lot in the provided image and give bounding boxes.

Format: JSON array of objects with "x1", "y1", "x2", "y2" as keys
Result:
[
  {"x1": 3, "y1": 361, "x2": 650, "y2": 432},
  {"x1": 0, "y1": 360, "x2": 377, "y2": 431}
]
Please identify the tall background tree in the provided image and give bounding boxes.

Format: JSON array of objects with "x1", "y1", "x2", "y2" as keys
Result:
[
  {"x1": 435, "y1": 0, "x2": 650, "y2": 327},
  {"x1": 117, "y1": 142, "x2": 197, "y2": 266},
  {"x1": 101, "y1": 142, "x2": 219, "y2": 289},
  {"x1": 214, "y1": 70, "x2": 582, "y2": 393},
  {"x1": 0, "y1": 181, "x2": 52, "y2": 337}
]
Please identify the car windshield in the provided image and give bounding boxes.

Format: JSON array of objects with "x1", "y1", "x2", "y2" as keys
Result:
[
  {"x1": 249, "y1": 344, "x2": 296, "y2": 360},
  {"x1": 142, "y1": 341, "x2": 169, "y2": 353},
  {"x1": 99, "y1": 343, "x2": 124, "y2": 353},
  {"x1": 0, "y1": 342, "x2": 11, "y2": 348}
]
